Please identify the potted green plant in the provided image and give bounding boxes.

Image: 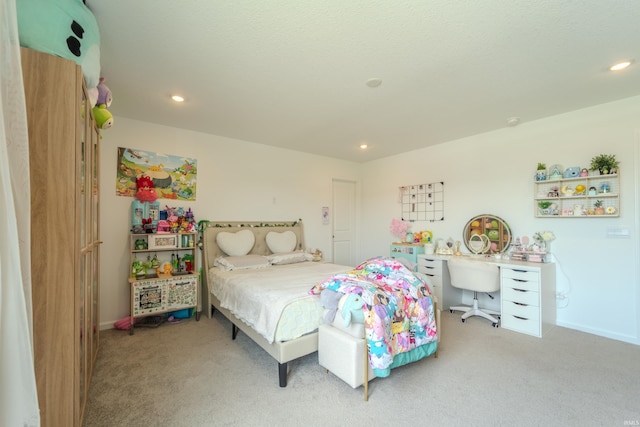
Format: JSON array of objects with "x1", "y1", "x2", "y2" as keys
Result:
[
  {"x1": 593, "y1": 200, "x2": 604, "y2": 215},
  {"x1": 537, "y1": 200, "x2": 552, "y2": 215},
  {"x1": 590, "y1": 154, "x2": 619, "y2": 175},
  {"x1": 536, "y1": 162, "x2": 547, "y2": 181}
]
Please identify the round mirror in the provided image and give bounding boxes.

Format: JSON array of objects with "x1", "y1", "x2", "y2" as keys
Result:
[
  {"x1": 463, "y1": 214, "x2": 512, "y2": 254},
  {"x1": 468, "y1": 234, "x2": 490, "y2": 254}
]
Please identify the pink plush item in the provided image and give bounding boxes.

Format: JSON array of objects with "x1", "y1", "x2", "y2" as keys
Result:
[
  {"x1": 114, "y1": 316, "x2": 135, "y2": 330},
  {"x1": 389, "y1": 218, "x2": 410, "y2": 240}
]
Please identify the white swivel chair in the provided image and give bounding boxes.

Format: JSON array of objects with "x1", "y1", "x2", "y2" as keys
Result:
[{"x1": 447, "y1": 256, "x2": 501, "y2": 327}]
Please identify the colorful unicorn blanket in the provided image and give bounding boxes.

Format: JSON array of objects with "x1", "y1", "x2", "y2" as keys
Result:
[{"x1": 310, "y1": 257, "x2": 438, "y2": 377}]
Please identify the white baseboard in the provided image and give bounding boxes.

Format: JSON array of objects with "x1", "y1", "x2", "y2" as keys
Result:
[{"x1": 556, "y1": 320, "x2": 639, "y2": 345}]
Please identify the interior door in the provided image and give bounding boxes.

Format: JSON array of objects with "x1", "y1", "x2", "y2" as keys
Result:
[{"x1": 332, "y1": 179, "x2": 357, "y2": 266}]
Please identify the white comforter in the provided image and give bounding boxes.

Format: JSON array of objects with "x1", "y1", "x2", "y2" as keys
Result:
[{"x1": 209, "y1": 262, "x2": 351, "y2": 343}]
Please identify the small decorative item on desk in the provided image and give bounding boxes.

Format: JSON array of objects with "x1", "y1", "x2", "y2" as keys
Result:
[
  {"x1": 389, "y1": 218, "x2": 410, "y2": 243},
  {"x1": 533, "y1": 231, "x2": 555, "y2": 254},
  {"x1": 510, "y1": 232, "x2": 554, "y2": 263}
]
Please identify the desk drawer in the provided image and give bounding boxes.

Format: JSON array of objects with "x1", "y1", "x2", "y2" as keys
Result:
[
  {"x1": 501, "y1": 268, "x2": 539, "y2": 283},
  {"x1": 418, "y1": 261, "x2": 442, "y2": 276},
  {"x1": 501, "y1": 276, "x2": 540, "y2": 292},
  {"x1": 502, "y1": 287, "x2": 539, "y2": 306},
  {"x1": 502, "y1": 300, "x2": 540, "y2": 320},
  {"x1": 501, "y1": 303, "x2": 541, "y2": 337}
]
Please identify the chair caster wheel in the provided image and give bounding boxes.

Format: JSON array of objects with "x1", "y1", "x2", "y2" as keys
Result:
[
  {"x1": 461, "y1": 318, "x2": 465, "y2": 323},
  {"x1": 493, "y1": 323, "x2": 499, "y2": 328},
  {"x1": 449, "y1": 309, "x2": 454, "y2": 313}
]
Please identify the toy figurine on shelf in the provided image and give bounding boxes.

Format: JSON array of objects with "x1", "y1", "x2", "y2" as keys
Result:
[{"x1": 131, "y1": 258, "x2": 146, "y2": 279}]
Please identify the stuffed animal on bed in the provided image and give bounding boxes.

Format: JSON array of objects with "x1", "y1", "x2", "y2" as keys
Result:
[
  {"x1": 320, "y1": 289, "x2": 342, "y2": 323},
  {"x1": 16, "y1": 0, "x2": 101, "y2": 90},
  {"x1": 339, "y1": 293, "x2": 365, "y2": 327}
]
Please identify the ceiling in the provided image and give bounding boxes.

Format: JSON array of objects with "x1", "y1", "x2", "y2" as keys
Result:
[{"x1": 86, "y1": 1, "x2": 640, "y2": 163}]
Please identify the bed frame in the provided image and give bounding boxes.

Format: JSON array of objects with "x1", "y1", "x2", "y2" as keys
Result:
[{"x1": 201, "y1": 220, "x2": 317, "y2": 387}]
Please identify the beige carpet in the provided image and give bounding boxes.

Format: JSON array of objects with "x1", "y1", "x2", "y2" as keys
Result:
[{"x1": 84, "y1": 311, "x2": 640, "y2": 427}]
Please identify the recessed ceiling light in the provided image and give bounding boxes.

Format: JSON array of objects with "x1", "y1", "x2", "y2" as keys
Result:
[
  {"x1": 365, "y1": 78, "x2": 382, "y2": 88},
  {"x1": 609, "y1": 60, "x2": 633, "y2": 71},
  {"x1": 507, "y1": 117, "x2": 521, "y2": 127},
  {"x1": 360, "y1": 144, "x2": 368, "y2": 149},
  {"x1": 171, "y1": 95, "x2": 185, "y2": 102}
]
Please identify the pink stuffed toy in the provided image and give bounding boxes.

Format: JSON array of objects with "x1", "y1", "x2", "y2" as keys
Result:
[{"x1": 114, "y1": 316, "x2": 135, "y2": 330}]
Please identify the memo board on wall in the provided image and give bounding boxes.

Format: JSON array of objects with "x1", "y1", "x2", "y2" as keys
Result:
[{"x1": 400, "y1": 182, "x2": 444, "y2": 222}]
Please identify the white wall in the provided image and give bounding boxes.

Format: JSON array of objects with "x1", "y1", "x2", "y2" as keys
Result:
[
  {"x1": 98, "y1": 118, "x2": 362, "y2": 327},
  {"x1": 99, "y1": 96, "x2": 640, "y2": 345},
  {"x1": 360, "y1": 95, "x2": 640, "y2": 344}
]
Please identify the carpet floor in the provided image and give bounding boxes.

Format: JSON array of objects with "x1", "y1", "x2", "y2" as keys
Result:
[{"x1": 84, "y1": 310, "x2": 640, "y2": 426}]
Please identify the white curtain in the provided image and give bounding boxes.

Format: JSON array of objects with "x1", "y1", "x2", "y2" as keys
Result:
[{"x1": 0, "y1": 0, "x2": 40, "y2": 425}]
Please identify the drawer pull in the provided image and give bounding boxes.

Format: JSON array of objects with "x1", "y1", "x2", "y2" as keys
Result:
[
  {"x1": 423, "y1": 266, "x2": 435, "y2": 270},
  {"x1": 513, "y1": 279, "x2": 527, "y2": 283},
  {"x1": 424, "y1": 273, "x2": 435, "y2": 277},
  {"x1": 513, "y1": 288, "x2": 528, "y2": 292},
  {"x1": 513, "y1": 315, "x2": 529, "y2": 320},
  {"x1": 512, "y1": 269, "x2": 527, "y2": 273},
  {"x1": 514, "y1": 302, "x2": 529, "y2": 307}
]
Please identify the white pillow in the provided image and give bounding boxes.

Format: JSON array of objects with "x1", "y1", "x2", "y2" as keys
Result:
[
  {"x1": 267, "y1": 251, "x2": 312, "y2": 265},
  {"x1": 266, "y1": 231, "x2": 297, "y2": 254},
  {"x1": 214, "y1": 255, "x2": 270, "y2": 271},
  {"x1": 216, "y1": 229, "x2": 255, "y2": 256}
]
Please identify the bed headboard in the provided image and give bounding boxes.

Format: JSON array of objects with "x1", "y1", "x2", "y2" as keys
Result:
[{"x1": 201, "y1": 220, "x2": 305, "y2": 271}]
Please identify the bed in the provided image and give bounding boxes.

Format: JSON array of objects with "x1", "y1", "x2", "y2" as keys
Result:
[
  {"x1": 201, "y1": 220, "x2": 440, "y2": 392},
  {"x1": 201, "y1": 220, "x2": 353, "y2": 387}
]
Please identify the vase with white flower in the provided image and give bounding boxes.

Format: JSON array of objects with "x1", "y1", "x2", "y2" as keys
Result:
[
  {"x1": 389, "y1": 218, "x2": 411, "y2": 243},
  {"x1": 533, "y1": 231, "x2": 555, "y2": 253}
]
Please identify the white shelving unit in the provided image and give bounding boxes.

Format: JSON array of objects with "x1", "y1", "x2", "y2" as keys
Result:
[
  {"x1": 128, "y1": 232, "x2": 199, "y2": 334},
  {"x1": 533, "y1": 172, "x2": 619, "y2": 218}
]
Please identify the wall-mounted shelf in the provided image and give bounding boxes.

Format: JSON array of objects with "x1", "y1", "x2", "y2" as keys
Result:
[{"x1": 533, "y1": 173, "x2": 619, "y2": 218}]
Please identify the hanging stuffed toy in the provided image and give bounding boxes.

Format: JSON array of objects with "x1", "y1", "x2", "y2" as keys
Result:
[
  {"x1": 88, "y1": 76, "x2": 113, "y2": 108},
  {"x1": 135, "y1": 175, "x2": 158, "y2": 203},
  {"x1": 92, "y1": 104, "x2": 113, "y2": 129}
]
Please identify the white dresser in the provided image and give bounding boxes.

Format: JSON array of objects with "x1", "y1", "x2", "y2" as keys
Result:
[
  {"x1": 417, "y1": 255, "x2": 463, "y2": 311},
  {"x1": 418, "y1": 255, "x2": 556, "y2": 338},
  {"x1": 499, "y1": 263, "x2": 556, "y2": 337}
]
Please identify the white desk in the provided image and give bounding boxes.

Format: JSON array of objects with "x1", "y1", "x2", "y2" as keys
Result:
[{"x1": 417, "y1": 254, "x2": 556, "y2": 337}]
